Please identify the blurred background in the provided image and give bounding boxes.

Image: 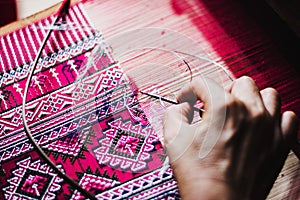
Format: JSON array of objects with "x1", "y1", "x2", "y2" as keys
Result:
[{"x1": 0, "y1": 0, "x2": 60, "y2": 27}]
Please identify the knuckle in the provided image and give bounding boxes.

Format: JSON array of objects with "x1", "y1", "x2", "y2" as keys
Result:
[
  {"x1": 219, "y1": 96, "x2": 248, "y2": 118},
  {"x1": 264, "y1": 87, "x2": 279, "y2": 96},
  {"x1": 224, "y1": 96, "x2": 240, "y2": 109},
  {"x1": 262, "y1": 87, "x2": 280, "y2": 100},
  {"x1": 284, "y1": 111, "x2": 299, "y2": 123},
  {"x1": 236, "y1": 76, "x2": 255, "y2": 85}
]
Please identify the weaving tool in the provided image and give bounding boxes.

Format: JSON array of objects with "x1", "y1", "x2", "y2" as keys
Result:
[
  {"x1": 21, "y1": 0, "x2": 97, "y2": 199},
  {"x1": 10, "y1": 1, "x2": 298, "y2": 198},
  {"x1": 140, "y1": 90, "x2": 205, "y2": 113}
]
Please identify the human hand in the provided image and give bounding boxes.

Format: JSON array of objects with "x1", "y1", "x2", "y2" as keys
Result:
[{"x1": 163, "y1": 76, "x2": 299, "y2": 199}]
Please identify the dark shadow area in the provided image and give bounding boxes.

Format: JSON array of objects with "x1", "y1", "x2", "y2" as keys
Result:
[
  {"x1": 0, "y1": 1, "x2": 17, "y2": 27},
  {"x1": 241, "y1": 0, "x2": 300, "y2": 73}
]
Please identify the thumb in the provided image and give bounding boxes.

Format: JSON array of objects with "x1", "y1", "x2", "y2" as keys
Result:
[
  {"x1": 163, "y1": 102, "x2": 193, "y2": 143},
  {"x1": 163, "y1": 102, "x2": 196, "y2": 162}
]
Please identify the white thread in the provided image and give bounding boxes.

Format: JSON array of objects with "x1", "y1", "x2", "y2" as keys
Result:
[
  {"x1": 12, "y1": 32, "x2": 26, "y2": 65},
  {"x1": 25, "y1": 27, "x2": 38, "y2": 59},
  {"x1": 7, "y1": 34, "x2": 20, "y2": 68}
]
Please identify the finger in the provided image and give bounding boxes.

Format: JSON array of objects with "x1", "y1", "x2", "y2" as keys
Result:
[
  {"x1": 225, "y1": 80, "x2": 234, "y2": 93},
  {"x1": 176, "y1": 83, "x2": 205, "y2": 118},
  {"x1": 164, "y1": 102, "x2": 194, "y2": 125},
  {"x1": 163, "y1": 102, "x2": 193, "y2": 141},
  {"x1": 185, "y1": 77, "x2": 229, "y2": 158},
  {"x1": 163, "y1": 103, "x2": 196, "y2": 161},
  {"x1": 260, "y1": 88, "x2": 281, "y2": 117},
  {"x1": 185, "y1": 76, "x2": 228, "y2": 114},
  {"x1": 231, "y1": 76, "x2": 264, "y2": 113},
  {"x1": 281, "y1": 111, "x2": 299, "y2": 153},
  {"x1": 177, "y1": 84, "x2": 198, "y2": 105},
  {"x1": 281, "y1": 111, "x2": 298, "y2": 142},
  {"x1": 252, "y1": 112, "x2": 297, "y2": 200}
]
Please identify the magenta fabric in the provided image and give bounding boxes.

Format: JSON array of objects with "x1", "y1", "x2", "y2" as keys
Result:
[
  {"x1": 1, "y1": 1, "x2": 300, "y2": 199},
  {"x1": 0, "y1": 3, "x2": 178, "y2": 199}
]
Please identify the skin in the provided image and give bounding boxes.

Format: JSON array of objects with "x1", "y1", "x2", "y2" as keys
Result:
[{"x1": 163, "y1": 76, "x2": 299, "y2": 200}]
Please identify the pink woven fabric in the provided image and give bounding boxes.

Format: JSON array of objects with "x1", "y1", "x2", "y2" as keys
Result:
[
  {"x1": 0, "y1": 3, "x2": 177, "y2": 199},
  {"x1": 1, "y1": 1, "x2": 300, "y2": 199}
]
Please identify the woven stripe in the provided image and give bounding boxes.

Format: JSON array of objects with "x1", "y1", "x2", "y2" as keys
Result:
[{"x1": 0, "y1": 5, "x2": 93, "y2": 73}]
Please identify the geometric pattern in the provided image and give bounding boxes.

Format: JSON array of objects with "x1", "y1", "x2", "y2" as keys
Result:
[
  {"x1": 44, "y1": 128, "x2": 95, "y2": 164},
  {"x1": 46, "y1": 130, "x2": 90, "y2": 157},
  {"x1": 71, "y1": 173, "x2": 119, "y2": 199},
  {"x1": 2, "y1": 157, "x2": 63, "y2": 200},
  {"x1": 0, "y1": 3, "x2": 179, "y2": 199},
  {"x1": 96, "y1": 167, "x2": 179, "y2": 200},
  {"x1": 108, "y1": 129, "x2": 145, "y2": 160},
  {"x1": 94, "y1": 117, "x2": 157, "y2": 173}
]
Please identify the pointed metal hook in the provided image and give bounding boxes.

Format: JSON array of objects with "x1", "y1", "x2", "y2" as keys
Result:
[{"x1": 140, "y1": 91, "x2": 205, "y2": 114}]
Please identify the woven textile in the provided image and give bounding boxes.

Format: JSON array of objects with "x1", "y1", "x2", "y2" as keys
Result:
[{"x1": 0, "y1": 4, "x2": 178, "y2": 199}]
